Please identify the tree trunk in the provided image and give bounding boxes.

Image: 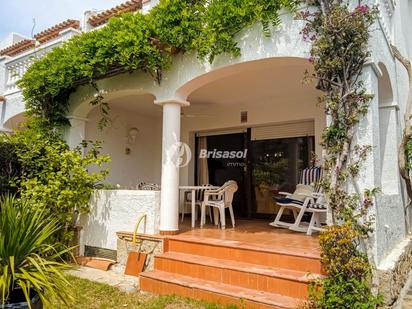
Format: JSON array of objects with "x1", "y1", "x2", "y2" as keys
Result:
[{"x1": 391, "y1": 44, "x2": 412, "y2": 232}]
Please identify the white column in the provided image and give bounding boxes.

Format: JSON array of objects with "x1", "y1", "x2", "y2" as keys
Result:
[
  {"x1": 358, "y1": 63, "x2": 381, "y2": 189},
  {"x1": 357, "y1": 63, "x2": 382, "y2": 263},
  {"x1": 156, "y1": 99, "x2": 190, "y2": 234},
  {"x1": 65, "y1": 116, "x2": 88, "y2": 149},
  {"x1": 379, "y1": 103, "x2": 401, "y2": 194}
]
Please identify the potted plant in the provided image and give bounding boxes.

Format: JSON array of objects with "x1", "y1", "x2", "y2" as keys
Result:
[{"x1": 0, "y1": 196, "x2": 73, "y2": 308}]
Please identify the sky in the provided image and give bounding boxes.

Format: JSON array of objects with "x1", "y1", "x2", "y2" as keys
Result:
[{"x1": 0, "y1": 0, "x2": 127, "y2": 42}]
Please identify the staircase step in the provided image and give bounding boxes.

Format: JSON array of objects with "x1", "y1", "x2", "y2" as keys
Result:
[
  {"x1": 166, "y1": 235, "x2": 322, "y2": 274},
  {"x1": 155, "y1": 252, "x2": 322, "y2": 298},
  {"x1": 140, "y1": 270, "x2": 304, "y2": 309}
]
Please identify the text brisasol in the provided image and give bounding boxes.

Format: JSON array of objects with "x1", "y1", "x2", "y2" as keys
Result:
[{"x1": 199, "y1": 149, "x2": 248, "y2": 159}]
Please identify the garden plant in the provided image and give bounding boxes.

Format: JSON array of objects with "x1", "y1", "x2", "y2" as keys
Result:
[
  {"x1": 299, "y1": 1, "x2": 382, "y2": 307},
  {"x1": 0, "y1": 195, "x2": 73, "y2": 307}
]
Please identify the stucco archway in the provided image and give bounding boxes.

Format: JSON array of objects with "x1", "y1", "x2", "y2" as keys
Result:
[
  {"x1": 175, "y1": 57, "x2": 314, "y2": 101},
  {"x1": 377, "y1": 62, "x2": 399, "y2": 194},
  {"x1": 3, "y1": 112, "x2": 26, "y2": 130}
]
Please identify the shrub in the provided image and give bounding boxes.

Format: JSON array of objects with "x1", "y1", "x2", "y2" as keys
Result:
[
  {"x1": 0, "y1": 195, "x2": 73, "y2": 306},
  {"x1": 307, "y1": 276, "x2": 382, "y2": 309},
  {"x1": 304, "y1": 224, "x2": 382, "y2": 308},
  {"x1": 0, "y1": 141, "x2": 21, "y2": 196},
  {"x1": 319, "y1": 223, "x2": 370, "y2": 281},
  {"x1": 0, "y1": 119, "x2": 110, "y2": 244}
]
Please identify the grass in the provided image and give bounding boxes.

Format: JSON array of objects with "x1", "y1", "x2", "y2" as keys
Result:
[{"x1": 47, "y1": 275, "x2": 238, "y2": 309}]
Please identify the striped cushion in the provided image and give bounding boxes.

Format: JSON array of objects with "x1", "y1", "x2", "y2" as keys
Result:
[
  {"x1": 299, "y1": 167, "x2": 322, "y2": 185},
  {"x1": 299, "y1": 167, "x2": 323, "y2": 192},
  {"x1": 276, "y1": 198, "x2": 304, "y2": 206}
]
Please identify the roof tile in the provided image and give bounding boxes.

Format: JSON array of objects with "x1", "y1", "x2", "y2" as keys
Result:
[
  {"x1": 88, "y1": 0, "x2": 142, "y2": 27},
  {"x1": 34, "y1": 19, "x2": 80, "y2": 43},
  {"x1": 0, "y1": 39, "x2": 36, "y2": 57}
]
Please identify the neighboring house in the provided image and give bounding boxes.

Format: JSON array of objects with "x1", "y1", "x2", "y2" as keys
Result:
[{"x1": 1, "y1": 0, "x2": 412, "y2": 306}]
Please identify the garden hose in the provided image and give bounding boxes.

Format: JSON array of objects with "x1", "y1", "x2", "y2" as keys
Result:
[{"x1": 132, "y1": 213, "x2": 147, "y2": 247}]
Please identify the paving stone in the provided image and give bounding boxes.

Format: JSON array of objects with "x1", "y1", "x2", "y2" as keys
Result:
[{"x1": 67, "y1": 265, "x2": 138, "y2": 293}]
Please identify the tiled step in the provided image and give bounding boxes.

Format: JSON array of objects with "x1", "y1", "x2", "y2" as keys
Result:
[
  {"x1": 140, "y1": 270, "x2": 304, "y2": 309},
  {"x1": 155, "y1": 252, "x2": 321, "y2": 299},
  {"x1": 165, "y1": 235, "x2": 322, "y2": 274}
]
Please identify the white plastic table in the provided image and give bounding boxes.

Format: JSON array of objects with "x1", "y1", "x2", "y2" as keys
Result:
[{"x1": 179, "y1": 185, "x2": 219, "y2": 228}]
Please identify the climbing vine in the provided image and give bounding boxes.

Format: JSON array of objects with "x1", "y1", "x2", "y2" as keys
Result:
[
  {"x1": 18, "y1": 0, "x2": 297, "y2": 127},
  {"x1": 299, "y1": 1, "x2": 381, "y2": 307}
]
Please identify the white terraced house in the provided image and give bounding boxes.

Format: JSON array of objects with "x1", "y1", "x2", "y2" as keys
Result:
[{"x1": 1, "y1": 0, "x2": 412, "y2": 307}]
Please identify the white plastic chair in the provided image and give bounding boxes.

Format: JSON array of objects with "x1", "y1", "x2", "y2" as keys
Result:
[
  {"x1": 181, "y1": 185, "x2": 213, "y2": 223},
  {"x1": 288, "y1": 192, "x2": 327, "y2": 235},
  {"x1": 269, "y1": 167, "x2": 325, "y2": 234},
  {"x1": 138, "y1": 182, "x2": 160, "y2": 190},
  {"x1": 200, "y1": 181, "x2": 238, "y2": 229}
]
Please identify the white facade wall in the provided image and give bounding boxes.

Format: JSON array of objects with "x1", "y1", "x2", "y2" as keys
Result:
[
  {"x1": 85, "y1": 105, "x2": 162, "y2": 187},
  {"x1": 79, "y1": 190, "x2": 161, "y2": 251}
]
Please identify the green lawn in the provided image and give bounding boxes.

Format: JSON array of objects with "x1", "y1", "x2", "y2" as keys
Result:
[{"x1": 48, "y1": 275, "x2": 237, "y2": 309}]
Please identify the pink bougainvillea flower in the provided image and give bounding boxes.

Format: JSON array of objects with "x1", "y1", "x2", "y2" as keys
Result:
[{"x1": 353, "y1": 4, "x2": 370, "y2": 15}]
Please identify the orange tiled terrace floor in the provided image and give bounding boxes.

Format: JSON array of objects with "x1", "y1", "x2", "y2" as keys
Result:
[
  {"x1": 175, "y1": 218, "x2": 321, "y2": 259},
  {"x1": 141, "y1": 218, "x2": 323, "y2": 307}
]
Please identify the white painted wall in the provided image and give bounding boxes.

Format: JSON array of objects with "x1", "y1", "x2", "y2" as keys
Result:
[
  {"x1": 85, "y1": 105, "x2": 162, "y2": 187},
  {"x1": 79, "y1": 190, "x2": 161, "y2": 251}
]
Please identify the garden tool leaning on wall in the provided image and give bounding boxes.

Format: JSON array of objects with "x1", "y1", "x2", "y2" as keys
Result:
[{"x1": 124, "y1": 214, "x2": 148, "y2": 276}]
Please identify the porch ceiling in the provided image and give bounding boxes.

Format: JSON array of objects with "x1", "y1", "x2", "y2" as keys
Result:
[
  {"x1": 104, "y1": 93, "x2": 162, "y2": 118},
  {"x1": 187, "y1": 58, "x2": 320, "y2": 107}
]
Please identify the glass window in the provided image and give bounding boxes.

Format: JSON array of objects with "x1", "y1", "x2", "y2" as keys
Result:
[{"x1": 251, "y1": 136, "x2": 314, "y2": 214}]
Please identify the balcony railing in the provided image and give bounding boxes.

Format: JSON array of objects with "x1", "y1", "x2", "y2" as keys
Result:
[
  {"x1": 2, "y1": 28, "x2": 81, "y2": 96},
  {"x1": 5, "y1": 54, "x2": 38, "y2": 95}
]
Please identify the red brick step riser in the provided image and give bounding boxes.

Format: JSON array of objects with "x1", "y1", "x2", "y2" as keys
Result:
[
  {"x1": 167, "y1": 239, "x2": 322, "y2": 274},
  {"x1": 154, "y1": 256, "x2": 310, "y2": 299},
  {"x1": 140, "y1": 276, "x2": 296, "y2": 309}
]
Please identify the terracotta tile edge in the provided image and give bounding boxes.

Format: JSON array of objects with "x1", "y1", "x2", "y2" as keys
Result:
[{"x1": 168, "y1": 236, "x2": 321, "y2": 260}]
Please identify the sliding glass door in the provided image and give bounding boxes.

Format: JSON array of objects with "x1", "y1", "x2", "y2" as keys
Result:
[
  {"x1": 195, "y1": 130, "x2": 314, "y2": 219},
  {"x1": 250, "y1": 136, "x2": 314, "y2": 216}
]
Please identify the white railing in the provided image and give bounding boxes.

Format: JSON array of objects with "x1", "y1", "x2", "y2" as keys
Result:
[
  {"x1": 2, "y1": 28, "x2": 81, "y2": 96},
  {"x1": 5, "y1": 54, "x2": 39, "y2": 95}
]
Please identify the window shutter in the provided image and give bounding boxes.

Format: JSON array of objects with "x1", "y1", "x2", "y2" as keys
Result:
[{"x1": 251, "y1": 120, "x2": 315, "y2": 140}]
